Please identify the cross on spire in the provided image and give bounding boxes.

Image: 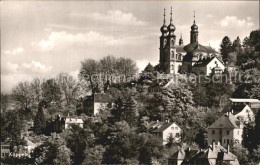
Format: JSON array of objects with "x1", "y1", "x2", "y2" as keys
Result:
[
  {"x1": 193, "y1": 11, "x2": 196, "y2": 24},
  {"x1": 163, "y1": 8, "x2": 166, "y2": 25},
  {"x1": 170, "y1": 7, "x2": 173, "y2": 23}
]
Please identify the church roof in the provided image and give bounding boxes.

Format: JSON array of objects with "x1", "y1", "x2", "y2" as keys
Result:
[
  {"x1": 175, "y1": 45, "x2": 186, "y2": 52},
  {"x1": 184, "y1": 43, "x2": 218, "y2": 54}
]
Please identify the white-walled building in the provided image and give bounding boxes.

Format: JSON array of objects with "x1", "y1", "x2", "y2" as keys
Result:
[
  {"x1": 65, "y1": 117, "x2": 84, "y2": 129},
  {"x1": 207, "y1": 112, "x2": 243, "y2": 148},
  {"x1": 149, "y1": 121, "x2": 182, "y2": 145},
  {"x1": 192, "y1": 56, "x2": 225, "y2": 76},
  {"x1": 230, "y1": 105, "x2": 255, "y2": 123},
  {"x1": 77, "y1": 93, "x2": 111, "y2": 116},
  {"x1": 1, "y1": 143, "x2": 10, "y2": 158}
]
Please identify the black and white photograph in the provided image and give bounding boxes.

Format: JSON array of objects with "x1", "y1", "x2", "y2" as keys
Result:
[{"x1": 1, "y1": 0, "x2": 260, "y2": 164}]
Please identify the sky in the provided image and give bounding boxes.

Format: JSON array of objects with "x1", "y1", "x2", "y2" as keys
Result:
[{"x1": 1, "y1": 1, "x2": 259, "y2": 93}]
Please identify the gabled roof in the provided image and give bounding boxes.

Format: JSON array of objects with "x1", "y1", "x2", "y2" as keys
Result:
[
  {"x1": 65, "y1": 117, "x2": 84, "y2": 124},
  {"x1": 192, "y1": 56, "x2": 224, "y2": 68},
  {"x1": 229, "y1": 98, "x2": 260, "y2": 103},
  {"x1": 228, "y1": 105, "x2": 251, "y2": 115},
  {"x1": 94, "y1": 93, "x2": 111, "y2": 103},
  {"x1": 208, "y1": 113, "x2": 241, "y2": 129},
  {"x1": 148, "y1": 121, "x2": 181, "y2": 133}
]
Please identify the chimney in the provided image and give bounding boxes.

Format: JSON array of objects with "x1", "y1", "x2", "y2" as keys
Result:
[
  {"x1": 68, "y1": 113, "x2": 69, "y2": 117},
  {"x1": 231, "y1": 109, "x2": 233, "y2": 114},
  {"x1": 227, "y1": 144, "x2": 230, "y2": 154},
  {"x1": 157, "y1": 120, "x2": 159, "y2": 123}
]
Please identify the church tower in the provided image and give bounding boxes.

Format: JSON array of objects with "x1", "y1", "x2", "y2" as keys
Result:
[
  {"x1": 159, "y1": 8, "x2": 168, "y2": 71},
  {"x1": 164, "y1": 7, "x2": 177, "y2": 74},
  {"x1": 190, "y1": 11, "x2": 199, "y2": 43}
]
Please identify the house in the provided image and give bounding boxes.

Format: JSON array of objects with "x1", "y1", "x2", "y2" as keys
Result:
[
  {"x1": 1, "y1": 142, "x2": 10, "y2": 158},
  {"x1": 207, "y1": 112, "x2": 243, "y2": 148},
  {"x1": 192, "y1": 56, "x2": 225, "y2": 76},
  {"x1": 225, "y1": 105, "x2": 255, "y2": 123},
  {"x1": 148, "y1": 121, "x2": 182, "y2": 145},
  {"x1": 168, "y1": 143, "x2": 239, "y2": 165},
  {"x1": 65, "y1": 117, "x2": 84, "y2": 129},
  {"x1": 229, "y1": 98, "x2": 260, "y2": 109},
  {"x1": 77, "y1": 93, "x2": 111, "y2": 116}
]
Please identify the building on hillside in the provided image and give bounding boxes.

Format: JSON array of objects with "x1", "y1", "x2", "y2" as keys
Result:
[
  {"x1": 207, "y1": 112, "x2": 243, "y2": 148},
  {"x1": 1, "y1": 142, "x2": 10, "y2": 158},
  {"x1": 192, "y1": 56, "x2": 225, "y2": 76},
  {"x1": 148, "y1": 120, "x2": 182, "y2": 145},
  {"x1": 52, "y1": 115, "x2": 83, "y2": 131},
  {"x1": 159, "y1": 8, "x2": 221, "y2": 75},
  {"x1": 229, "y1": 98, "x2": 260, "y2": 109},
  {"x1": 65, "y1": 117, "x2": 84, "y2": 129},
  {"x1": 77, "y1": 93, "x2": 111, "y2": 116},
  {"x1": 168, "y1": 143, "x2": 239, "y2": 165},
  {"x1": 224, "y1": 105, "x2": 255, "y2": 123}
]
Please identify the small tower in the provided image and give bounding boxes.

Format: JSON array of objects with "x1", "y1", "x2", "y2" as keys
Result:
[
  {"x1": 179, "y1": 33, "x2": 183, "y2": 45},
  {"x1": 190, "y1": 11, "x2": 199, "y2": 43}
]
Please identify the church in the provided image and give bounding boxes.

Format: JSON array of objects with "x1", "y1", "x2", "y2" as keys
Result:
[{"x1": 159, "y1": 8, "x2": 225, "y2": 75}]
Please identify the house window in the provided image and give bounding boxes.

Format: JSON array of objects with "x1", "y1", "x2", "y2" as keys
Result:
[
  {"x1": 171, "y1": 127, "x2": 174, "y2": 130},
  {"x1": 175, "y1": 127, "x2": 178, "y2": 130},
  {"x1": 237, "y1": 130, "x2": 239, "y2": 135},
  {"x1": 224, "y1": 139, "x2": 226, "y2": 143},
  {"x1": 227, "y1": 139, "x2": 230, "y2": 144},
  {"x1": 176, "y1": 133, "x2": 180, "y2": 137},
  {"x1": 169, "y1": 133, "x2": 173, "y2": 137},
  {"x1": 227, "y1": 131, "x2": 230, "y2": 135},
  {"x1": 212, "y1": 130, "x2": 215, "y2": 135}
]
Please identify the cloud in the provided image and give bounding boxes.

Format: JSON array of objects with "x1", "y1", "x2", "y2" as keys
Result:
[
  {"x1": 219, "y1": 16, "x2": 254, "y2": 28},
  {"x1": 32, "y1": 31, "x2": 153, "y2": 51},
  {"x1": 71, "y1": 10, "x2": 146, "y2": 26},
  {"x1": 2, "y1": 61, "x2": 52, "y2": 75},
  {"x1": 2, "y1": 47, "x2": 24, "y2": 55},
  {"x1": 206, "y1": 14, "x2": 213, "y2": 18},
  {"x1": 1, "y1": 61, "x2": 53, "y2": 93},
  {"x1": 32, "y1": 31, "x2": 126, "y2": 51}
]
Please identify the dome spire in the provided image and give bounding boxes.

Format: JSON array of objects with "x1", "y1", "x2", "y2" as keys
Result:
[
  {"x1": 170, "y1": 7, "x2": 173, "y2": 24},
  {"x1": 193, "y1": 10, "x2": 196, "y2": 24},
  {"x1": 163, "y1": 8, "x2": 166, "y2": 25}
]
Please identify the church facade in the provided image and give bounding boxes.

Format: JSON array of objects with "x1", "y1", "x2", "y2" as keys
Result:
[{"x1": 159, "y1": 8, "x2": 222, "y2": 75}]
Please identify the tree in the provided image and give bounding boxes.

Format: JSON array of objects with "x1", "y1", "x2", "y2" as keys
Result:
[
  {"x1": 230, "y1": 143, "x2": 250, "y2": 164},
  {"x1": 66, "y1": 125, "x2": 88, "y2": 164},
  {"x1": 56, "y1": 73, "x2": 79, "y2": 105},
  {"x1": 34, "y1": 106, "x2": 46, "y2": 135},
  {"x1": 232, "y1": 36, "x2": 242, "y2": 53},
  {"x1": 12, "y1": 81, "x2": 33, "y2": 109},
  {"x1": 30, "y1": 77, "x2": 42, "y2": 105},
  {"x1": 220, "y1": 36, "x2": 233, "y2": 64},
  {"x1": 79, "y1": 59, "x2": 101, "y2": 94},
  {"x1": 116, "y1": 57, "x2": 138, "y2": 82},
  {"x1": 82, "y1": 145, "x2": 105, "y2": 165},
  {"x1": 53, "y1": 145, "x2": 71, "y2": 165},
  {"x1": 42, "y1": 79, "x2": 61, "y2": 103}
]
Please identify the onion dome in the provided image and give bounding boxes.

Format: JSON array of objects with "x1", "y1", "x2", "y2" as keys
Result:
[
  {"x1": 160, "y1": 8, "x2": 168, "y2": 33},
  {"x1": 167, "y1": 7, "x2": 176, "y2": 32},
  {"x1": 191, "y1": 11, "x2": 198, "y2": 31}
]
